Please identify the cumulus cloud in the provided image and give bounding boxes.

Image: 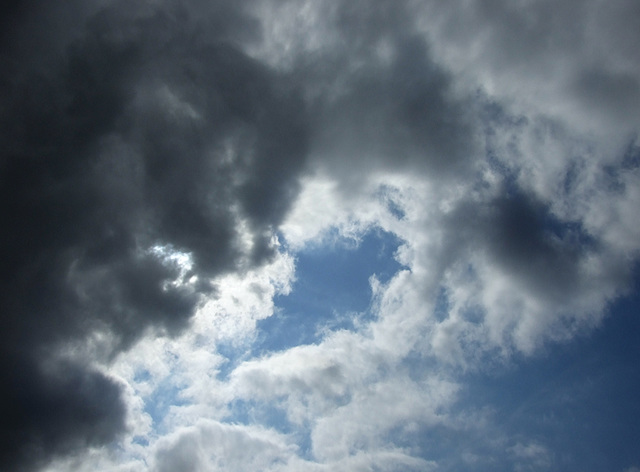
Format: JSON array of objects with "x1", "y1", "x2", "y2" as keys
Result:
[
  {"x1": 2, "y1": 0, "x2": 639, "y2": 471},
  {"x1": 0, "y1": 0, "x2": 307, "y2": 469},
  {"x1": 152, "y1": 420, "x2": 299, "y2": 472}
]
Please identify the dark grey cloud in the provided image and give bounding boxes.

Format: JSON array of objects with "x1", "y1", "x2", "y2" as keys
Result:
[
  {"x1": 0, "y1": 356, "x2": 126, "y2": 472},
  {"x1": 284, "y1": 0, "x2": 477, "y2": 191},
  {"x1": 449, "y1": 190, "x2": 594, "y2": 301},
  {"x1": 573, "y1": 68, "x2": 640, "y2": 122},
  {"x1": 0, "y1": 1, "x2": 307, "y2": 470},
  {"x1": 313, "y1": 34, "x2": 474, "y2": 175}
]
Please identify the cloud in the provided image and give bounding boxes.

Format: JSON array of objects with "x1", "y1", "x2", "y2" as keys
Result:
[
  {"x1": 266, "y1": 0, "x2": 639, "y2": 364},
  {"x1": 0, "y1": 1, "x2": 307, "y2": 469},
  {"x1": 151, "y1": 419, "x2": 437, "y2": 472},
  {"x1": 419, "y1": 0, "x2": 640, "y2": 137},
  {"x1": 152, "y1": 420, "x2": 299, "y2": 472},
  {"x1": 0, "y1": 358, "x2": 125, "y2": 472},
  {"x1": 2, "y1": 0, "x2": 640, "y2": 471}
]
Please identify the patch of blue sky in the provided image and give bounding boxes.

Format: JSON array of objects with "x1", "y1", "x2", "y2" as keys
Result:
[
  {"x1": 215, "y1": 340, "x2": 251, "y2": 381},
  {"x1": 224, "y1": 399, "x2": 288, "y2": 430},
  {"x1": 142, "y1": 379, "x2": 190, "y2": 432},
  {"x1": 453, "y1": 266, "x2": 640, "y2": 471},
  {"x1": 224, "y1": 398, "x2": 313, "y2": 458},
  {"x1": 133, "y1": 368, "x2": 152, "y2": 383},
  {"x1": 253, "y1": 227, "x2": 406, "y2": 355},
  {"x1": 132, "y1": 436, "x2": 150, "y2": 447},
  {"x1": 539, "y1": 207, "x2": 597, "y2": 250},
  {"x1": 375, "y1": 184, "x2": 407, "y2": 220},
  {"x1": 382, "y1": 422, "x2": 497, "y2": 471},
  {"x1": 433, "y1": 286, "x2": 450, "y2": 323}
]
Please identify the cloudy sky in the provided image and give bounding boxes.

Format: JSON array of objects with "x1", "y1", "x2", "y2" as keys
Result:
[{"x1": 1, "y1": 0, "x2": 640, "y2": 471}]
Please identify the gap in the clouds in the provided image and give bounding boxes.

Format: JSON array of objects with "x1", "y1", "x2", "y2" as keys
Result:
[
  {"x1": 226, "y1": 399, "x2": 290, "y2": 432},
  {"x1": 455, "y1": 265, "x2": 640, "y2": 471},
  {"x1": 224, "y1": 399, "x2": 313, "y2": 458},
  {"x1": 599, "y1": 138, "x2": 640, "y2": 196},
  {"x1": 375, "y1": 184, "x2": 406, "y2": 220},
  {"x1": 142, "y1": 379, "x2": 189, "y2": 431},
  {"x1": 384, "y1": 421, "x2": 488, "y2": 470},
  {"x1": 215, "y1": 340, "x2": 251, "y2": 381},
  {"x1": 433, "y1": 286, "x2": 450, "y2": 323},
  {"x1": 622, "y1": 137, "x2": 640, "y2": 169},
  {"x1": 132, "y1": 436, "x2": 149, "y2": 447},
  {"x1": 253, "y1": 227, "x2": 406, "y2": 355}
]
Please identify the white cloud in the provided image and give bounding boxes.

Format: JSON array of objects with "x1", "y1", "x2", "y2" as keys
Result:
[
  {"x1": 76, "y1": 250, "x2": 299, "y2": 468},
  {"x1": 151, "y1": 420, "x2": 299, "y2": 472}
]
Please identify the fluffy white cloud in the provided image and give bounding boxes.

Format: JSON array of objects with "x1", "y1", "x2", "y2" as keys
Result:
[{"x1": 151, "y1": 420, "x2": 299, "y2": 472}]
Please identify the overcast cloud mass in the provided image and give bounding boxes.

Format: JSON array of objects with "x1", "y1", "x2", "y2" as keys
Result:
[{"x1": 1, "y1": 1, "x2": 639, "y2": 471}]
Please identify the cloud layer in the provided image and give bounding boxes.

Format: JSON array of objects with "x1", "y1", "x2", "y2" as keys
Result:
[
  {"x1": 1, "y1": 0, "x2": 639, "y2": 471},
  {"x1": 1, "y1": 1, "x2": 306, "y2": 469}
]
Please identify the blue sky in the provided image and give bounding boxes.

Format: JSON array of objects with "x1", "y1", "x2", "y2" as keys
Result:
[
  {"x1": 256, "y1": 229, "x2": 405, "y2": 353},
  {"x1": 128, "y1": 227, "x2": 640, "y2": 471},
  {"x1": 1, "y1": 1, "x2": 640, "y2": 471},
  {"x1": 255, "y1": 235, "x2": 640, "y2": 471}
]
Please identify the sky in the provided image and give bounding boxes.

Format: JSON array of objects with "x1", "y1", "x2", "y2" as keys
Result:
[{"x1": 1, "y1": 0, "x2": 639, "y2": 471}]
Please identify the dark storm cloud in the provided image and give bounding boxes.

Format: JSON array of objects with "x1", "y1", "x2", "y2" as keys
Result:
[
  {"x1": 441, "y1": 189, "x2": 602, "y2": 304},
  {"x1": 0, "y1": 356, "x2": 126, "y2": 472},
  {"x1": 291, "y1": 0, "x2": 476, "y2": 187},
  {"x1": 481, "y1": 193, "x2": 590, "y2": 299},
  {"x1": 0, "y1": 1, "x2": 307, "y2": 470},
  {"x1": 315, "y1": 35, "x2": 473, "y2": 172}
]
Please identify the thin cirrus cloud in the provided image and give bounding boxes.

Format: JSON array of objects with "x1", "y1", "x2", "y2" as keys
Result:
[{"x1": 0, "y1": 0, "x2": 639, "y2": 471}]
